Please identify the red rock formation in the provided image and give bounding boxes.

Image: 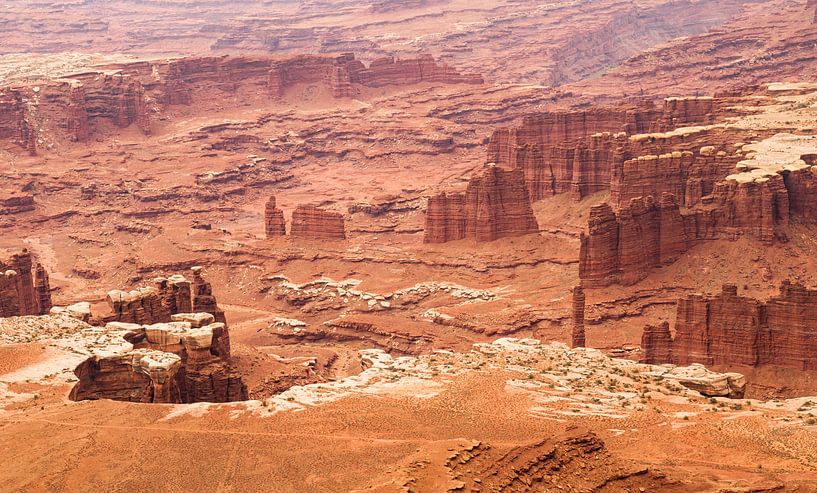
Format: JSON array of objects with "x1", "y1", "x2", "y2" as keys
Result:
[
  {"x1": 424, "y1": 193, "x2": 466, "y2": 244},
  {"x1": 70, "y1": 316, "x2": 247, "y2": 403},
  {"x1": 34, "y1": 263, "x2": 52, "y2": 315},
  {"x1": 268, "y1": 54, "x2": 361, "y2": 98},
  {"x1": 640, "y1": 322, "x2": 672, "y2": 364},
  {"x1": 581, "y1": 170, "x2": 791, "y2": 287},
  {"x1": 191, "y1": 266, "x2": 228, "y2": 326},
  {"x1": 103, "y1": 268, "x2": 225, "y2": 327},
  {"x1": 291, "y1": 205, "x2": 347, "y2": 240},
  {"x1": 355, "y1": 54, "x2": 484, "y2": 87},
  {"x1": 0, "y1": 193, "x2": 35, "y2": 215},
  {"x1": 265, "y1": 195, "x2": 286, "y2": 237},
  {"x1": 486, "y1": 100, "x2": 730, "y2": 203},
  {"x1": 0, "y1": 89, "x2": 36, "y2": 155},
  {"x1": 571, "y1": 286, "x2": 586, "y2": 348},
  {"x1": 643, "y1": 282, "x2": 817, "y2": 372},
  {"x1": 0, "y1": 250, "x2": 52, "y2": 317},
  {"x1": 424, "y1": 166, "x2": 539, "y2": 243}
]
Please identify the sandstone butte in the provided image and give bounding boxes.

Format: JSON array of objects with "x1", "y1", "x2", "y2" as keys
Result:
[
  {"x1": 642, "y1": 282, "x2": 817, "y2": 372},
  {"x1": 0, "y1": 53, "x2": 481, "y2": 154},
  {"x1": 290, "y1": 205, "x2": 347, "y2": 240},
  {"x1": 0, "y1": 250, "x2": 51, "y2": 317},
  {"x1": 424, "y1": 165, "x2": 539, "y2": 243}
]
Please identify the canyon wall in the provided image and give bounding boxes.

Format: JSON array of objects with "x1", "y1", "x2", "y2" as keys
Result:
[
  {"x1": 424, "y1": 165, "x2": 539, "y2": 243},
  {"x1": 1, "y1": 53, "x2": 480, "y2": 151},
  {"x1": 0, "y1": 250, "x2": 52, "y2": 318},
  {"x1": 487, "y1": 98, "x2": 725, "y2": 202},
  {"x1": 290, "y1": 205, "x2": 347, "y2": 240},
  {"x1": 580, "y1": 170, "x2": 790, "y2": 287},
  {"x1": 642, "y1": 282, "x2": 817, "y2": 372}
]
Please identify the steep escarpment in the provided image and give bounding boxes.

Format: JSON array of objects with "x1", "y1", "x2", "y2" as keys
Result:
[
  {"x1": 0, "y1": 53, "x2": 480, "y2": 151},
  {"x1": 424, "y1": 165, "x2": 539, "y2": 243},
  {"x1": 0, "y1": 250, "x2": 52, "y2": 317},
  {"x1": 487, "y1": 97, "x2": 724, "y2": 202},
  {"x1": 579, "y1": 176, "x2": 789, "y2": 287},
  {"x1": 642, "y1": 282, "x2": 817, "y2": 373}
]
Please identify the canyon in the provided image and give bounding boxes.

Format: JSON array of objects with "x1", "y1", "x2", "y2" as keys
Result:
[{"x1": 3, "y1": 0, "x2": 817, "y2": 491}]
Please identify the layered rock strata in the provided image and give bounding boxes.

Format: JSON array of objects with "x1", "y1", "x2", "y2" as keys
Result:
[
  {"x1": 264, "y1": 195, "x2": 286, "y2": 237},
  {"x1": 0, "y1": 251, "x2": 51, "y2": 317},
  {"x1": 1, "y1": 53, "x2": 479, "y2": 150},
  {"x1": 70, "y1": 314, "x2": 246, "y2": 403},
  {"x1": 642, "y1": 282, "x2": 817, "y2": 373},
  {"x1": 290, "y1": 205, "x2": 346, "y2": 240},
  {"x1": 424, "y1": 165, "x2": 539, "y2": 243},
  {"x1": 580, "y1": 174, "x2": 790, "y2": 287},
  {"x1": 102, "y1": 267, "x2": 225, "y2": 327},
  {"x1": 487, "y1": 98, "x2": 727, "y2": 202},
  {"x1": 571, "y1": 286, "x2": 586, "y2": 348}
]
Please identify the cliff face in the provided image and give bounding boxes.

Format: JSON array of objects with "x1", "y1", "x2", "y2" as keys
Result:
[
  {"x1": 354, "y1": 54, "x2": 484, "y2": 87},
  {"x1": 571, "y1": 286, "x2": 586, "y2": 348},
  {"x1": 580, "y1": 170, "x2": 791, "y2": 287},
  {"x1": 0, "y1": 89, "x2": 36, "y2": 154},
  {"x1": 487, "y1": 99, "x2": 723, "y2": 202},
  {"x1": 0, "y1": 251, "x2": 52, "y2": 317},
  {"x1": 642, "y1": 282, "x2": 817, "y2": 372},
  {"x1": 291, "y1": 205, "x2": 347, "y2": 240},
  {"x1": 1, "y1": 53, "x2": 481, "y2": 151},
  {"x1": 424, "y1": 166, "x2": 539, "y2": 243},
  {"x1": 102, "y1": 267, "x2": 225, "y2": 328},
  {"x1": 70, "y1": 314, "x2": 246, "y2": 403}
]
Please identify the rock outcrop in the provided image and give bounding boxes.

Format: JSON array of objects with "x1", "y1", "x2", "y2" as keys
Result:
[
  {"x1": 0, "y1": 193, "x2": 35, "y2": 215},
  {"x1": 1, "y1": 53, "x2": 480, "y2": 151},
  {"x1": 264, "y1": 195, "x2": 286, "y2": 237},
  {"x1": 486, "y1": 99, "x2": 727, "y2": 202},
  {"x1": 571, "y1": 286, "x2": 586, "y2": 348},
  {"x1": 424, "y1": 165, "x2": 539, "y2": 243},
  {"x1": 291, "y1": 205, "x2": 346, "y2": 240},
  {"x1": 580, "y1": 173, "x2": 790, "y2": 287},
  {"x1": 70, "y1": 314, "x2": 246, "y2": 403},
  {"x1": 0, "y1": 250, "x2": 52, "y2": 317},
  {"x1": 101, "y1": 267, "x2": 225, "y2": 327},
  {"x1": 642, "y1": 282, "x2": 817, "y2": 372},
  {"x1": 640, "y1": 321, "x2": 672, "y2": 365}
]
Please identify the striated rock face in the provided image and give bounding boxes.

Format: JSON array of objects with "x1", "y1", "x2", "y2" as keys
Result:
[
  {"x1": 0, "y1": 251, "x2": 52, "y2": 317},
  {"x1": 486, "y1": 99, "x2": 728, "y2": 202},
  {"x1": 0, "y1": 193, "x2": 35, "y2": 215},
  {"x1": 191, "y1": 266, "x2": 227, "y2": 327},
  {"x1": 581, "y1": 171, "x2": 791, "y2": 287},
  {"x1": 643, "y1": 282, "x2": 817, "y2": 372},
  {"x1": 291, "y1": 205, "x2": 347, "y2": 240},
  {"x1": 268, "y1": 52, "x2": 481, "y2": 98},
  {"x1": 424, "y1": 166, "x2": 539, "y2": 243},
  {"x1": 571, "y1": 286, "x2": 586, "y2": 348},
  {"x1": 102, "y1": 267, "x2": 225, "y2": 327},
  {"x1": 640, "y1": 322, "x2": 672, "y2": 365},
  {"x1": 0, "y1": 89, "x2": 36, "y2": 154},
  {"x1": 355, "y1": 54, "x2": 484, "y2": 87},
  {"x1": 264, "y1": 195, "x2": 286, "y2": 237},
  {"x1": 70, "y1": 316, "x2": 246, "y2": 403}
]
